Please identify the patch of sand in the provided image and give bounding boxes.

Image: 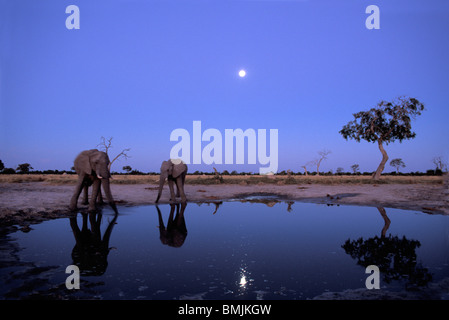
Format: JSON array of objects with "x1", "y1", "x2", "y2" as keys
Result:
[{"x1": 0, "y1": 181, "x2": 448, "y2": 227}]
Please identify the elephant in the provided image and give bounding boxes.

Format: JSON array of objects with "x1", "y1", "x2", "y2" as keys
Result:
[
  {"x1": 69, "y1": 149, "x2": 117, "y2": 213},
  {"x1": 155, "y1": 203, "x2": 188, "y2": 248},
  {"x1": 81, "y1": 178, "x2": 104, "y2": 205},
  {"x1": 155, "y1": 159, "x2": 187, "y2": 203},
  {"x1": 69, "y1": 211, "x2": 118, "y2": 276}
]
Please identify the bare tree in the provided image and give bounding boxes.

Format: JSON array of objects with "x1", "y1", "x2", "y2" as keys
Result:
[
  {"x1": 432, "y1": 156, "x2": 448, "y2": 172},
  {"x1": 317, "y1": 149, "x2": 331, "y2": 175},
  {"x1": 300, "y1": 165, "x2": 308, "y2": 176},
  {"x1": 213, "y1": 167, "x2": 224, "y2": 183},
  {"x1": 97, "y1": 136, "x2": 131, "y2": 171},
  {"x1": 312, "y1": 149, "x2": 331, "y2": 176},
  {"x1": 351, "y1": 164, "x2": 360, "y2": 174}
]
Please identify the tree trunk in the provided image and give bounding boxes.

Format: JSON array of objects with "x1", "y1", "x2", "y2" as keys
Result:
[
  {"x1": 301, "y1": 166, "x2": 308, "y2": 176},
  {"x1": 377, "y1": 207, "x2": 391, "y2": 237},
  {"x1": 373, "y1": 140, "x2": 388, "y2": 180},
  {"x1": 316, "y1": 159, "x2": 322, "y2": 176}
]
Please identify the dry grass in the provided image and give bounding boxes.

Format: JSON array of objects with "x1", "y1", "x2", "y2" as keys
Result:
[{"x1": 0, "y1": 174, "x2": 443, "y2": 186}]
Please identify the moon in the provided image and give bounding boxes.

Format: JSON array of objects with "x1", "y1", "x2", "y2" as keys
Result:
[{"x1": 238, "y1": 69, "x2": 246, "y2": 78}]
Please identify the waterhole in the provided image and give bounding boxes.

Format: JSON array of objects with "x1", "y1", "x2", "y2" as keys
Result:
[{"x1": 1, "y1": 200, "x2": 449, "y2": 300}]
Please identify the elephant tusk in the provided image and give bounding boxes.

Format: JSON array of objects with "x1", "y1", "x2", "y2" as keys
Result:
[{"x1": 97, "y1": 174, "x2": 103, "y2": 179}]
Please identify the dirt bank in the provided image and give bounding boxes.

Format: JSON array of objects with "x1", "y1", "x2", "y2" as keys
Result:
[{"x1": 1, "y1": 181, "x2": 448, "y2": 229}]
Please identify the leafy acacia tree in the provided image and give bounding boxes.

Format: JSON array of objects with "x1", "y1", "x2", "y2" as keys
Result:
[
  {"x1": 389, "y1": 158, "x2": 406, "y2": 173},
  {"x1": 340, "y1": 96, "x2": 425, "y2": 180},
  {"x1": 16, "y1": 163, "x2": 33, "y2": 174},
  {"x1": 122, "y1": 165, "x2": 132, "y2": 173}
]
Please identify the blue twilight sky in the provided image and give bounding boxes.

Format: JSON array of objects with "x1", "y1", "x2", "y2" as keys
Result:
[{"x1": 1, "y1": 0, "x2": 448, "y2": 173}]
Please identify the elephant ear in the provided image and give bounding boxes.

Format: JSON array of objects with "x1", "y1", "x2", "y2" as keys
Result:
[
  {"x1": 172, "y1": 163, "x2": 187, "y2": 178},
  {"x1": 161, "y1": 160, "x2": 173, "y2": 177},
  {"x1": 88, "y1": 149, "x2": 102, "y2": 168},
  {"x1": 75, "y1": 150, "x2": 95, "y2": 176}
]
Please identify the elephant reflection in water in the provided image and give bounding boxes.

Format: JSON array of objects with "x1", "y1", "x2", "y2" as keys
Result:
[
  {"x1": 69, "y1": 211, "x2": 118, "y2": 276},
  {"x1": 342, "y1": 207, "x2": 432, "y2": 289},
  {"x1": 156, "y1": 203, "x2": 188, "y2": 248}
]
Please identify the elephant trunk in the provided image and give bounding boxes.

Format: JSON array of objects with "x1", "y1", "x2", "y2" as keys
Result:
[
  {"x1": 101, "y1": 178, "x2": 117, "y2": 213},
  {"x1": 156, "y1": 175, "x2": 165, "y2": 203},
  {"x1": 96, "y1": 164, "x2": 111, "y2": 180}
]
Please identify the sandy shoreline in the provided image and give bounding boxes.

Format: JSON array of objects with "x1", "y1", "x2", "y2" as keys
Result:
[{"x1": 1, "y1": 180, "x2": 448, "y2": 228}]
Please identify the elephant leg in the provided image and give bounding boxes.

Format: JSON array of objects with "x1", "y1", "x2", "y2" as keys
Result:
[
  {"x1": 156, "y1": 175, "x2": 165, "y2": 203},
  {"x1": 182, "y1": 172, "x2": 186, "y2": 187},
  {"x1": 167, "y1": 204, "x2": 176, "y2": 228},
  {"x1": 156, "y1": 205, "x2": 165, "y2": 230},
  {"x1": 175, "y1": 174, "x2": 183, "y2": 197},
  {"x1": 89, "y1": 179, "x2": 101, "y2": 212},
  {"x1": 175, "y1": 176, "x2": 187, "y2": 203},
  {"x1": 82, "y1": 185, "x2": 89, "y2": 205},
  {"x1": 168, "y1": 179, "x2": 176, "y2": 202},
  {"x1": 97, "y1": 188, "x2": 104, "y2": 204},
  {"x1": 181, "y1": 173, "x2": 186, "y2": 198},
  {"x1": 70, "y1": 175, "x2": 85, "y2": 211},
  {"x1": 101, "y1": 178, "x2": 118, "y2": 214},
  {"x1": 95, "y1": 180, "x2": 104, "y2": 204}
]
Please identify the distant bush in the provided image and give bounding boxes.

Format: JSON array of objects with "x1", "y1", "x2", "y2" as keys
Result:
[
  {"x1": 129, "y1": 170, "x2": 146, "y2": 175},
  {"x1": 1, "y1": 168, "x2": 16, "y2": 174}
]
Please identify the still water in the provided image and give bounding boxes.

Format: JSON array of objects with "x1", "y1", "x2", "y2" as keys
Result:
[{"x1": 2, "y1": 198, "x2": 449, "y2": 300}]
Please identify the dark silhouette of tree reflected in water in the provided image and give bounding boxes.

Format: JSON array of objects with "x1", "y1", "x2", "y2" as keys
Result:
[
  {"x1": 342, "y1": 207, "x2": 432, "y2": 289},
  {"x1": 69, "y1": 211, "x2": 118, "y2": 276},
  {"x1": 156, "y1": 203, "x2": 188, "y2": 248}
]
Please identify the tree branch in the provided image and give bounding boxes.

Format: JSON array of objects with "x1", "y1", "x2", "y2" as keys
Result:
[
  {"x1": 108, "y1": 148, "x2": 131, "y2": 171},
  {"x1": 97, "y1": 136, "x2": 113, "y2": 154}
]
